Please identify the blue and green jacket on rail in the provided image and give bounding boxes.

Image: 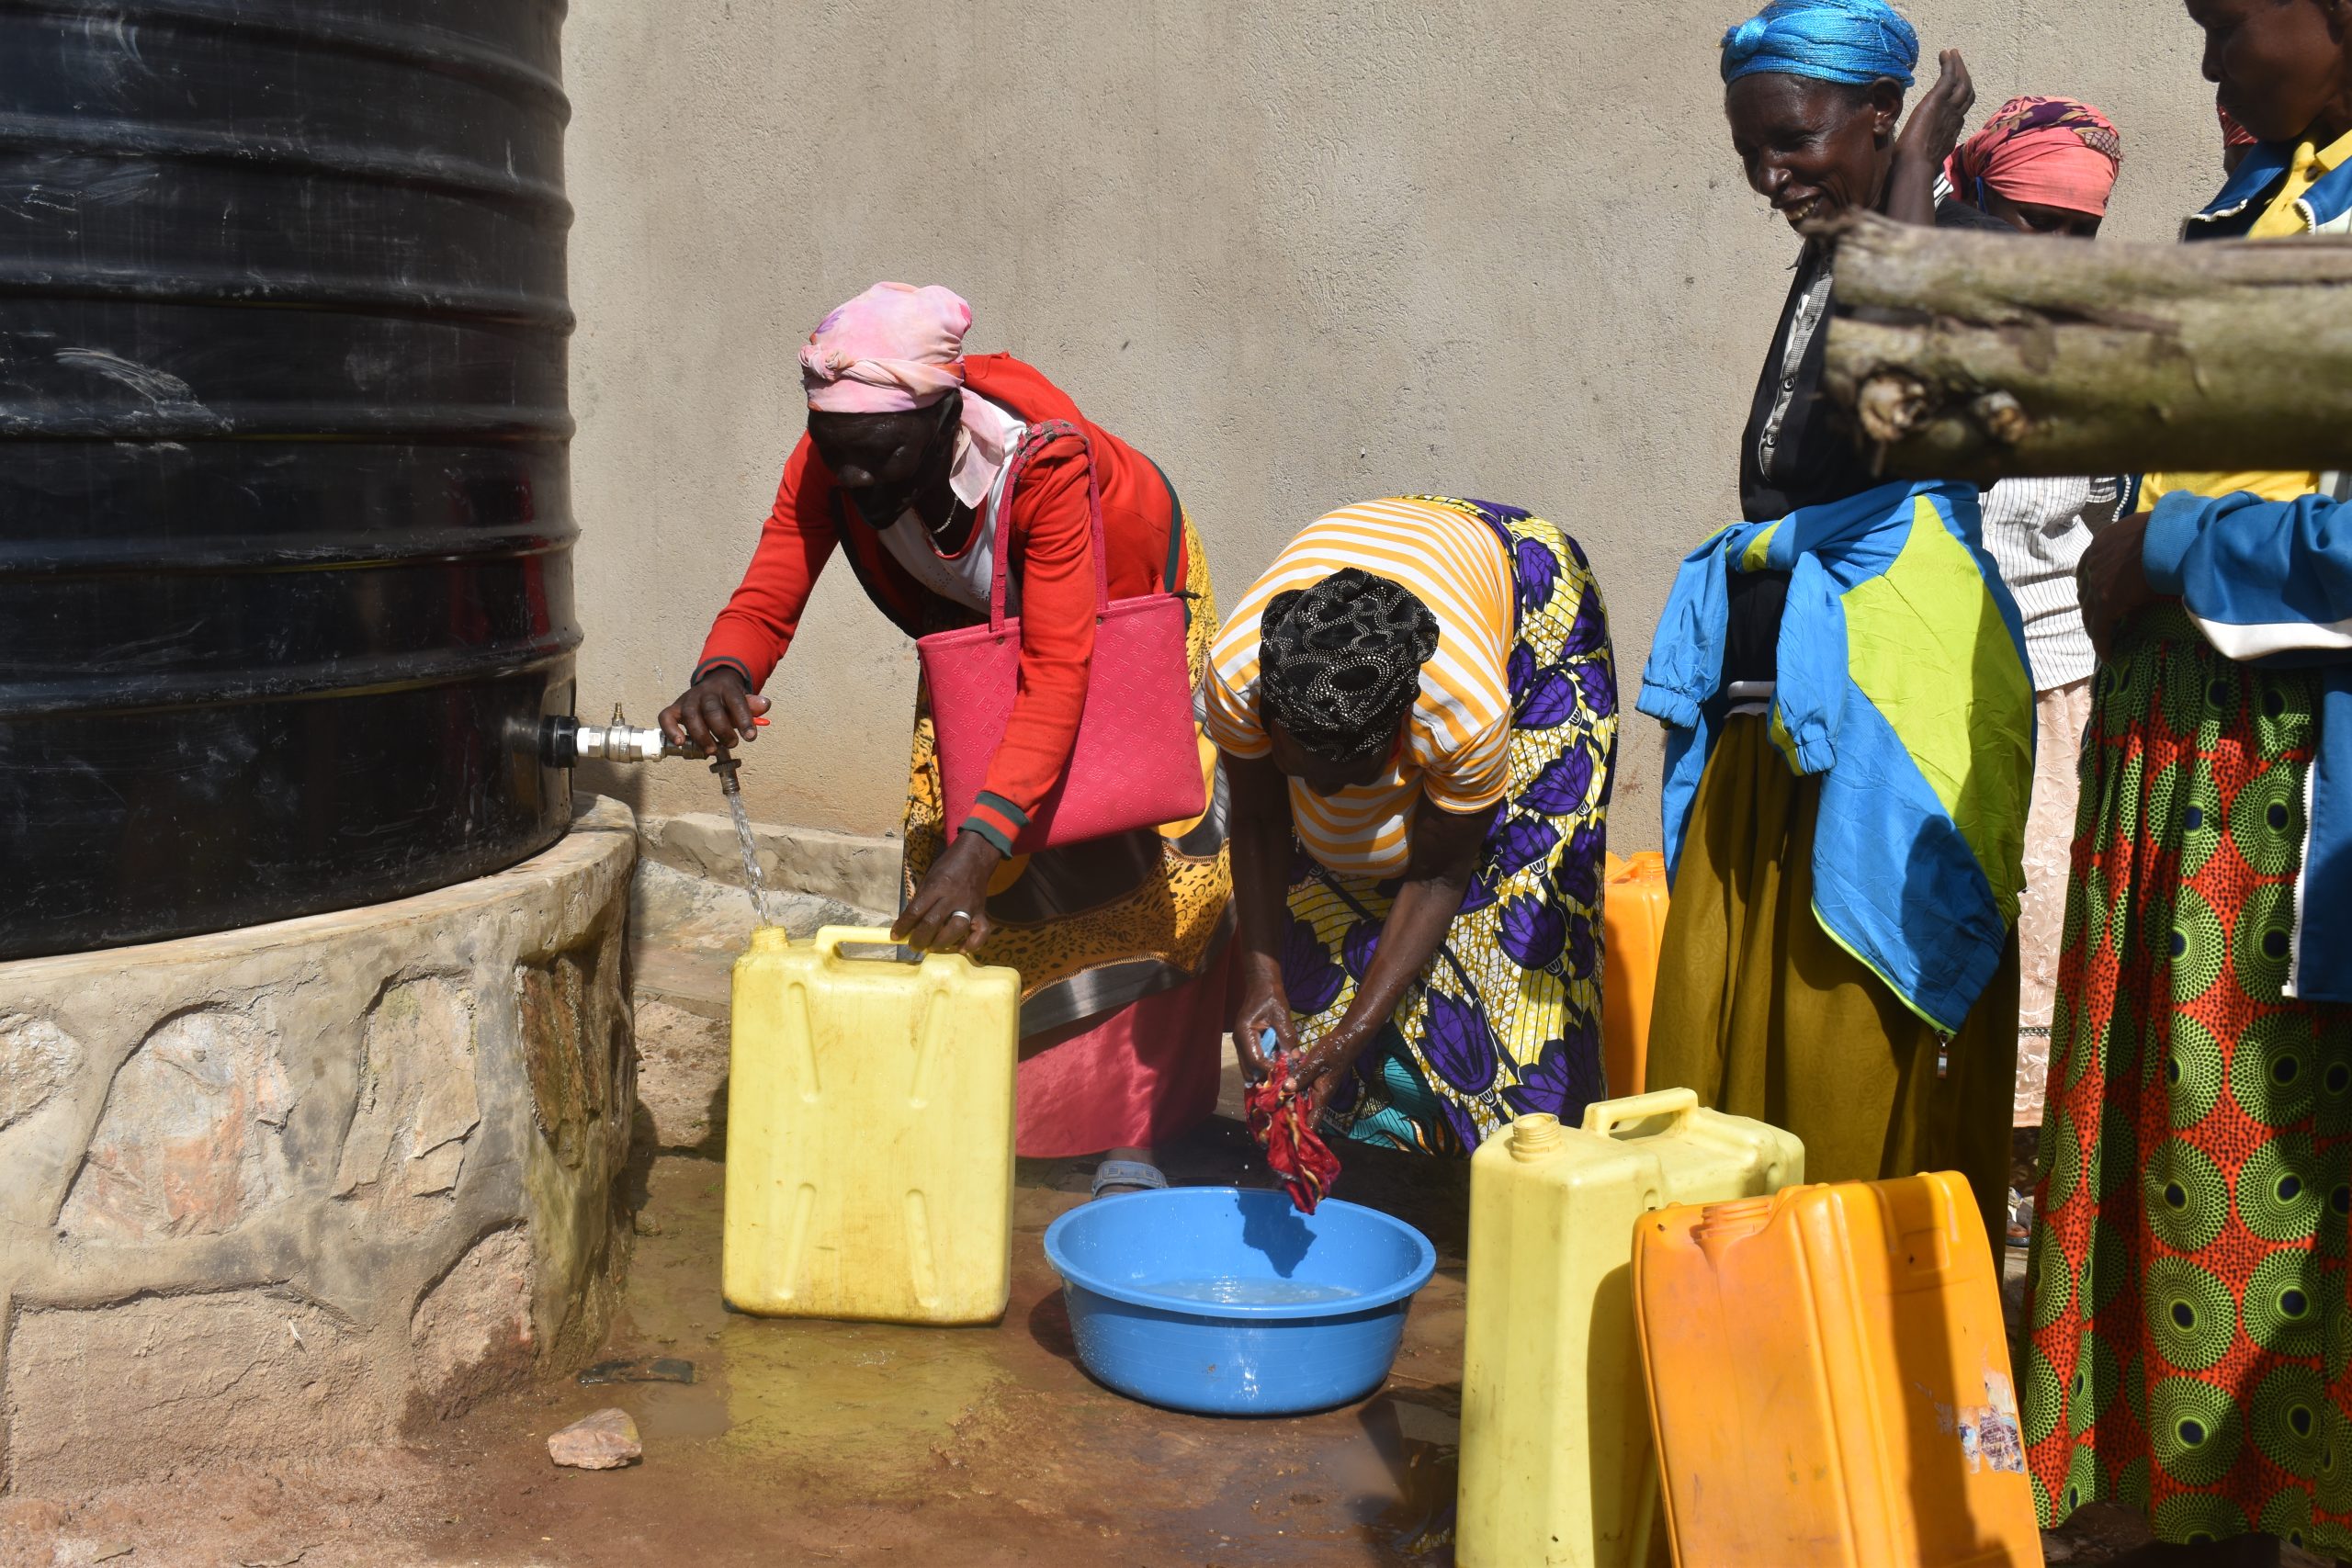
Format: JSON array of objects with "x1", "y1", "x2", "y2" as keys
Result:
[{"x1": 1639, "y1": 479, "x2": 2033, "y2": 1035}]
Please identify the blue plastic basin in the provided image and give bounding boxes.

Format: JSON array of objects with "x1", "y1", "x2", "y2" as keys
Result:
[{"x1": 1042, "y1": 1186, "x2": 1437, "y2": 1416}]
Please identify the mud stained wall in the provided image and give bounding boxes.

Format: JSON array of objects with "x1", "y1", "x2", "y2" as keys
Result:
[{"x1": 564, "y1": 1, "x2": 2222, "y2": 846}]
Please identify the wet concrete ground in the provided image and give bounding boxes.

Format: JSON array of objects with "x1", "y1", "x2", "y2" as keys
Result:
[
  {"x1": 397, "y1": 1107, "x2": 1476, "y2": 1567},
  {"x1": 5, "y1": 1083, "x2": 1474, "y2": 1568},
  {"x1": 6, "y1": 1077, "x2": 2309, "y2": 1566}
]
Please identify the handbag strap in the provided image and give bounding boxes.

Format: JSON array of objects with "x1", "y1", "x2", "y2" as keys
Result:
[
  {"x1": 988, "y1": 419, "x2": 1108, "y2": 635},
  {"x1": 1144, "y1": 454, "x2": 1189, "y2": 628}
]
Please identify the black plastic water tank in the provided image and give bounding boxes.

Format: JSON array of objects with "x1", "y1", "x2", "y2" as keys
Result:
[{"x1": 0, "y1": 0, "x2": 579, "y2": 961}]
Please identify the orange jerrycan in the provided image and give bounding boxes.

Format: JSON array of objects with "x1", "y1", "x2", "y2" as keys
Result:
[
  {"x1": 723, "y1": 926, "x2": 1020, "y2": 1325},
  {"x1": 1456, "y1": 1089, "x2": 1804, "y2": 1568},
  {"x1": 1634, "y1": 1172, "x2": 2041, "y2": 1568},
  {"x1": 1601, "y1": 852, "x2": 1669, "y2": 1098}
]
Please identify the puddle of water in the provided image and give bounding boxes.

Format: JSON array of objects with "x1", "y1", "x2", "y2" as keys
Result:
[
  {"x1": 600, "y1": 1163, "x2": 1012, "y2": 1494},
  {"x1": 1363, "y1": 1389, "x2": 1461, "y2": 1558},
  {"x1": 628, "y1": 1380, "x2": 734, "y2": 1442},
  {"x1": 1139, "y1": 1279, "x2": 1361, "y2": 1307},
  {"x1": 713, "y1": 1314, "x2": 1012, "y2": 1482},
  {"x1": 595, "y1": 1149, "x2": 1486, "y2": 1560}
]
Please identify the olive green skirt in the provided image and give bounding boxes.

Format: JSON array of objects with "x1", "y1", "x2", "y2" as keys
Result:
[{"x1": 1646, "y1": 714, "x2": 2018, "y2": 1245}]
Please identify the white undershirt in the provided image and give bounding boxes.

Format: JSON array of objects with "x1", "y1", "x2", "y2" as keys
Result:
[{"x1": 873, "y1": 392, "x2": 1027, "y2": 611}]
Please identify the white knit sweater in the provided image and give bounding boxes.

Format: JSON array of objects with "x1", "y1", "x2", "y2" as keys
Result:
[{"x1": 1980, "y1": 475, "x2": 2127, "y2": 692}]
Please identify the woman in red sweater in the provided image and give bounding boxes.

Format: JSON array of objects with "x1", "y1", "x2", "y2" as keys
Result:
[{"x1": 661, "y1": 283, "x2": 1232, "y2": 1194}]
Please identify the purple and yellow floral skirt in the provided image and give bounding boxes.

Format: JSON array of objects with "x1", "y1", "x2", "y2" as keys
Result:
[{"x1": 1280, "y1": 501, "x2": 1617, "y2": 1156}]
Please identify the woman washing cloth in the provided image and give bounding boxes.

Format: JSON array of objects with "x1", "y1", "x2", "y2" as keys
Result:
[
  {"x1": 660, "y1": 283, "x2": 1231, "y2": 1196},
  {"x1": 1209, "y1": 497, "x2": 1616, "y2": 1156}
]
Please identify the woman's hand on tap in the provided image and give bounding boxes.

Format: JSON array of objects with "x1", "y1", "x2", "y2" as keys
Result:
[{"x1": 660, "y1": 668, "x2": 772, "y2": 752}]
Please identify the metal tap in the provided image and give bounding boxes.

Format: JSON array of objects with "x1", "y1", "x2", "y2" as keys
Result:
[
  {"x1": 709, "y1": 743, "x2": 743, "y2": 794},
  {"x1": 540, "y1": 704, "x2": 701, "y2": 768}
]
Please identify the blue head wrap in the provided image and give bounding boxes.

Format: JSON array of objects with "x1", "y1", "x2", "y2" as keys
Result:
[{"x1": 1720, "y1": 0, "x2": 1919, "y2": 90}]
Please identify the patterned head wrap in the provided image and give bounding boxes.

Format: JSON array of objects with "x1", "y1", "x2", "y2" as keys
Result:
[
  {"x1": 799, "y1": 282, "x2": 969, "y2": 413},
  {"x1": 1720, "y1": 0, "x2": 1919, "y2": 90},
  {"x1": 1259, "y1": 570, "x2": 1441, "y2": 764},
  {"x1": 1946, "y1": 96, "x2": 2123, "y2": 218}
]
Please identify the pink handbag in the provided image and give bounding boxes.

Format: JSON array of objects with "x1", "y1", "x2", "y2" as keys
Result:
[{"x1": 915, "y1": 422, "x2": 1205, "y2": 854}]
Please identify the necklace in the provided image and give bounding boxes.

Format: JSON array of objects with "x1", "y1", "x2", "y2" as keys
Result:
[{"x1": 926, "y1": 499, "x2": 978, "y2": 556}]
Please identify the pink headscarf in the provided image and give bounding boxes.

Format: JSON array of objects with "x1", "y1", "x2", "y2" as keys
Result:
[
  {"x1": 799, "y1": 282, "x2": 970, "y2": 413},
  {"x1": 1946, "y1": 96, "x2": 2123, "y2": 219}
]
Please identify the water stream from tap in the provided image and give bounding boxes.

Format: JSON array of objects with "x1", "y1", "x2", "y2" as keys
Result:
[
  {"x1": 726, "y1": 788, "x2": 782, "y2": 928},
  {"x1": 713, "y1": 749, "x2": 781, "y2": 929}
]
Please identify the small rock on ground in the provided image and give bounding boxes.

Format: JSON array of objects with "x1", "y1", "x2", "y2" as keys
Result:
[{"x1": 547, "y1": 1408, "x2": 640, "y2": 1471}]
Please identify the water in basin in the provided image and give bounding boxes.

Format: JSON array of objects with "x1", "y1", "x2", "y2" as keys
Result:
[{"x1": 1139, "y1": 1278, "x2": 1363, "y2": 1308}]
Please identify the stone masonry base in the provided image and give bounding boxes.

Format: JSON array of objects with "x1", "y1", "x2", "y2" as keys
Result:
[{"x1": 0, "y1": 796, "x2": 639, "y2": 1492}]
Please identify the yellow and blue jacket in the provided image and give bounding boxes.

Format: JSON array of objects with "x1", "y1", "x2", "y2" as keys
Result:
[{"x1": 1638, "y1": 479, "x2": 2033, "y2": 1033}]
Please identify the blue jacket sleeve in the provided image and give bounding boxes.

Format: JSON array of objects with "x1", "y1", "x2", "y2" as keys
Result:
[
  {"x1": 2143, "y1": 488, "x2": 2352, "y2": 1006},
  {"x1": 1771, "y1": 554, "x2": 1845, "y2": 775},
  {"x1": 1636, "y1": 528, "x2": 1742, "y2": 728},
  {"x1": 2143, "y1": 490, "x2": 2352, "y2": 664}
]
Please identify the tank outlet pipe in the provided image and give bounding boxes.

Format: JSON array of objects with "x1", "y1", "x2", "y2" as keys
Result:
[{"x1": 539, "y1": 705, "x2": 760, "y2": 769}]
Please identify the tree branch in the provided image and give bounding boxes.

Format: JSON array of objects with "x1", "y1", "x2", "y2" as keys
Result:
[{"x1": 1822, "y1": 211, "x2": 2352, "y2": 479}]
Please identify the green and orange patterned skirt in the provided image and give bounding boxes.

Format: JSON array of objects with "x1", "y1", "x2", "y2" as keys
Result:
[{"x1": 2026, "y1": 604, "x2": 2352, "y2": 1551}]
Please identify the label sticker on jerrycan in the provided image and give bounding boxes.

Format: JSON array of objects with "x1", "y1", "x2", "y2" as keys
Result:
[
  {"x1": 1949, "y1": 1369, "x2": 2028, "y2": 1476},
  {"x1": 722, "y1": 926, "x2": 1020, "y2": 1325}
]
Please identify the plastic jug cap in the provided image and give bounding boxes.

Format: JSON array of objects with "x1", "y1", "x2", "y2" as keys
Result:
[{"x1": 1509, "y1": 1114, "x2": 1566, "y2": 1161}]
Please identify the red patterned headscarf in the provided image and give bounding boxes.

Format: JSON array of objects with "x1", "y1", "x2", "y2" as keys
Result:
[{"x1": 1945, "y1": 95, "x2": 2123, "y2": 219}]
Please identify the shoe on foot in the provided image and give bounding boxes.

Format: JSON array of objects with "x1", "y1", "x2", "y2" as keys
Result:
[{"x1": 1090, "y1": 1159, "x2": 1169, "y2": 1199}]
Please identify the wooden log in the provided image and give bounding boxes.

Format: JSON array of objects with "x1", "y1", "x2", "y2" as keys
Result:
[{"x1": 1820, "y1": 211, "x2": 2352, "y2": 480}]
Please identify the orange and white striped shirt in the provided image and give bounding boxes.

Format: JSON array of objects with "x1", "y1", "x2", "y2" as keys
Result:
[{"x1": 1208, "y1": 497, "x2": 1514, "y2": 878}]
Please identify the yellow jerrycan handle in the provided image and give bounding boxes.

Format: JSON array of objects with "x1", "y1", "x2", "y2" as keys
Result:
[
  {"x1": 1579, "y1": 1086, "x2": 1700, "y2": 1136},
  {"x1": 811, "y1": 925, "x2": 912, "y2": 961}
]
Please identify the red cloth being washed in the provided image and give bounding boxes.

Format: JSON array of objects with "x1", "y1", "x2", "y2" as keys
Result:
[{"x1": 1245, "y1": 1052, "x2": 1343, "y2": 1213}]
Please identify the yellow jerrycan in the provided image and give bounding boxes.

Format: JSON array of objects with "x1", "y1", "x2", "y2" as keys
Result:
[
  {"x1": 722, "y1": 925, "x2": 1020, "y2": 1325},
  {"x1": 1456, "y1": 1088, "x2": 1804, "y2": 1568},
  {"x1": 1634, "y1": 1172, "x2": 2042, "y2": 1568}
]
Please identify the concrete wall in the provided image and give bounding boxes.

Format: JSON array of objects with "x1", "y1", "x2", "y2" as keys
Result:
[{"x1": 564, "y1": 0, "x2": 2222, "y2": 848}]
